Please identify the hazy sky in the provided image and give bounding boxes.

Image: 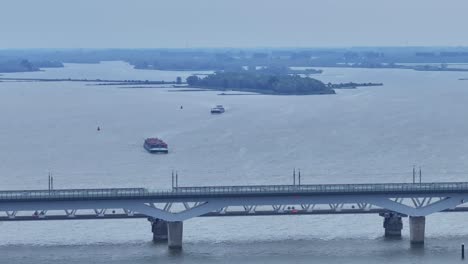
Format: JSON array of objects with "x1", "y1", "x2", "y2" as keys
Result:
[{"x1": 1, "y1": 0, "x2": 467, "y2": 48}]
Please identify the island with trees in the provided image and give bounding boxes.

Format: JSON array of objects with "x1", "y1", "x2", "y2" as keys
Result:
[
  {"x1": 186, "y1": 71, "x2": 335, "y2": 95},
  {"x1": 0, "y1": 59, "x2": 63, "y2": 73},
  {"x1": 0, "y1": 60, "x2": 38, "y2": 73}
]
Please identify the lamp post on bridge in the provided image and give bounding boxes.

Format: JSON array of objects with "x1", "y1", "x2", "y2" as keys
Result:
[
  {"x1": 412, "y1": 166, "x2": 422, "y2": 184},
  {"x1": 48, "y1": 171, "x2": 54, "y2": 191},
  {"x1": 292, "y1": 168, "x2": 302, "y2": 186},
  {"x1": 298, "y1": 169, "x2": 301, "y2": 186},
  {"x1": 293, "y1": 168, "x2": 296, "y2": 185},
  {"x1": 171, "y1": 170, "x2": 179, "y2": 189},
  {"x1": 419, "y1": 167, "x2": 422, "y2": 184}
]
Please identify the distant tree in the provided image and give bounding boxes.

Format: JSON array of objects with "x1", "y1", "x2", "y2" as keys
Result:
[
  {"x1": 19, "y1": 60, "x2": 34, "y2": 71},
  {"x1": 176, "y1": 76, "x2": 182, "y2": 84},
  {"x1": 186, "y1": 75, "x2": 200, "y2": 86},
  {"x1": 134, "y1": 61, "x2": 148, "y2": 69},
  {"x1": 268, "y1": 76, "x2": 279, "y2": 86}
]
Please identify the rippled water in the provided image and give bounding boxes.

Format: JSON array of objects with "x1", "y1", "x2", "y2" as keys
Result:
[{"x1": 1, "y1": 61, "x2": 468, "y2": 263}]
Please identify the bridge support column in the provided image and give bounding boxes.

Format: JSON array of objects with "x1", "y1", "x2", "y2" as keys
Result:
[
  {"x1": 168, "y1": 221, "x2": 183, "y2": 249},
  {"x1": 381, "y1": 213, "x2": 403, "y2": 237},
  {"x1": 409, "y1": 216, "x2": 425, "y2": 244},
  {"x1": 150, "y1": 218, "x2": 168, "y2": 242}
]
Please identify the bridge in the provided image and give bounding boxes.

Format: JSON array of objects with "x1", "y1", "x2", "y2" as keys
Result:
[{"x1": 2, "y1": 182, "x2": 468, "y2": 249}]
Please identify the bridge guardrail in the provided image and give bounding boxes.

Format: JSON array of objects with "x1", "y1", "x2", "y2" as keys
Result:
[{"x1": 1, "y1": 182, "x2": 468, "y2": 201}]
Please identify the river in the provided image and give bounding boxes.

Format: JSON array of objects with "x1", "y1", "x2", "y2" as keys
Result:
[{"x1": 1, "y1": 61, "x2": 468, "y2": 263}]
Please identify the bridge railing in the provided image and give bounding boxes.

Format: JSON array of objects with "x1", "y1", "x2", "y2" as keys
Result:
[
  {"x1": 1, "y1": 182, "x2": 468, "y2": 201},
  {"x1": 172, "y1": 182, "x2": 468, "y2": 195},
  {"x1": 0, "y1": 188, "x2": 154, "y2": 201}
]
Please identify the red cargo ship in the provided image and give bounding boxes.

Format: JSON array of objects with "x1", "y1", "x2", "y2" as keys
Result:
[{"x1": 144, "y1": 138, "x2": 168, "y2": 153}]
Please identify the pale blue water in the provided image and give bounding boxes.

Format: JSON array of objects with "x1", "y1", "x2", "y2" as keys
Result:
[{"x1": 1, "y1": 61, "x2": 468, "y2": 263}]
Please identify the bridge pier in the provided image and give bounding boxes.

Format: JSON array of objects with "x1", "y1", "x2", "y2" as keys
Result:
[
  {"x1": 381, "y1": 213, "x2": 403, "y2": 237},
  {"x1": 168, "y1": 221, "x2": 183, "y2": 249},
  {"x1": 150, "y1": 218, "x2": 168, "y2": 242},
  {"x1": 409, "y1": 216, "x2": 425, "y2": 244}
]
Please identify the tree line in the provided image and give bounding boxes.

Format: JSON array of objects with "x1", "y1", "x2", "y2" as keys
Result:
[{"x1": 186, "y1": 71, "x2": 335, "y2": 95}]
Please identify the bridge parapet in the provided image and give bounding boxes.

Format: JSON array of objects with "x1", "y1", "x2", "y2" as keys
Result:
[{"x1": 2, "y1": 182, "x2": 468, "y2": 202}]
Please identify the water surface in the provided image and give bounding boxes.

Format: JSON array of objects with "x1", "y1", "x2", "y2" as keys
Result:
[{"x1": 1, "y1": 61, "x2": 468, "y2": 263}]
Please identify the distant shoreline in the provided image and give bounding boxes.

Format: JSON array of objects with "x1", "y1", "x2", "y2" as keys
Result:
[
  {"x1": 0, "y1": 77, "x2": 384, "y2": 95},
  {"x1": 328, "y1": 82, "x2": 384, "y2": 89},
  {"x1": 0, "y1": 77, "x2": 181, "y2": 85}
]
